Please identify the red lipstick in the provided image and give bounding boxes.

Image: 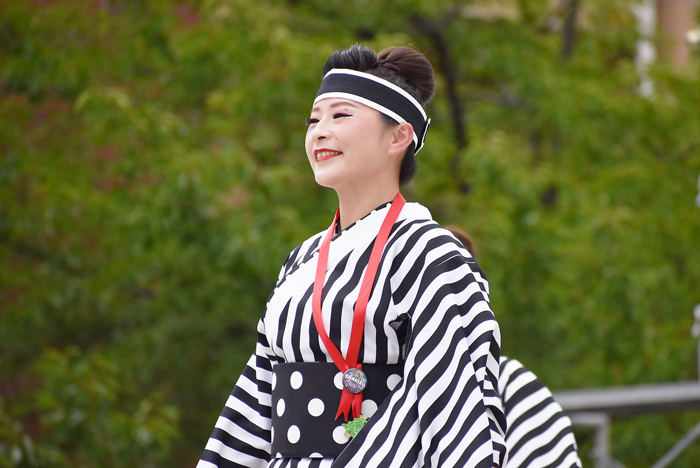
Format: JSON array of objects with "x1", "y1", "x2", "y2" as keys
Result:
[{"x1": 314, "y1": 148, "x2": 343, "y2": 162}]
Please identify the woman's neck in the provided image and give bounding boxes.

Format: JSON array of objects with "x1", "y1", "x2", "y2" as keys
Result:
[{"x1": 335, "y1": 183, "x2": 400, "y2": 231}]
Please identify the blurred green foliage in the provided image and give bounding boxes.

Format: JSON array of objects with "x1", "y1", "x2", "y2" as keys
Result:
[{"x1": 1, "y1": 0, "x2": 699, "y2": 466}]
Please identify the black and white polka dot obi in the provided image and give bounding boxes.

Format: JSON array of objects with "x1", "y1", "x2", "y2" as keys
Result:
[{"x1": 270, "y1": 362, "x2": 403, "y2": 458}]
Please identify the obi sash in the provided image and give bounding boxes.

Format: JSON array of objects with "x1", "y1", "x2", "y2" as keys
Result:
[{"x1": 270, "y1": 362, "x2": 403, "y2": 458}]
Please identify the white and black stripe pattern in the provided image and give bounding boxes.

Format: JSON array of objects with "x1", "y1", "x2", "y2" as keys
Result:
[
  {"x1": 199, "y1": 202, "x2": 506, "y2": 468},
  {"x1": 499, "y1": 357, "x2": 582, "y2": 468}
]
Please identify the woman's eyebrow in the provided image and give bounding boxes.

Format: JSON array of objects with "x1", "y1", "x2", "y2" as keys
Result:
[
  {"x1": 311, "y1": 101, "x2": 360, "y2": 112},
  {"x1": 330, "y1": 101, "x2": 359, "y2": 108}
]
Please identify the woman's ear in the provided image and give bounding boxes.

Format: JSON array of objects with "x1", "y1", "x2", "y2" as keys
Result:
[{"x1": 388, "y1": 122, "x2": 414, "y2": 156}]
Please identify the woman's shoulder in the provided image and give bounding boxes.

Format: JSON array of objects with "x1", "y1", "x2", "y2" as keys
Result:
[
  {"x1": 275, "y1": 230, "x2": 325, "y2": 284},
  {"x1": 396, "y1": 204, "x2": 476, "y2": 259},
  {"x1": 391, "y1": 206, "x2": 487, "y2": 288}
]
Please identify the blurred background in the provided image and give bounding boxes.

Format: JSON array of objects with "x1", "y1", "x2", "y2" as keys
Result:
[{"x1": 1, "y1": 0, "x2": 699, "y2": 466}]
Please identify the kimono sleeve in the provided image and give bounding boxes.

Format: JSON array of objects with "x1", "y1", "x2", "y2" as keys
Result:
[
  {"x1": 332, "y1": 246, "x2": 507, "y2": 468},
  {"x1": 197, "y1": 318, "x2": 274, "y2": 468},
  {"x1": 499, "y1": 357, "x2": 581, "y2": 468}
]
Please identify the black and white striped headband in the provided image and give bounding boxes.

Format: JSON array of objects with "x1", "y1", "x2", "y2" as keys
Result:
[{"x1": 314, "y1": 68, "x2": 431, "y2": 155}]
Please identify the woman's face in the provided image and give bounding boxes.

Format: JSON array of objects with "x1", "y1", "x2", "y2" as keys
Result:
[{"x1": 305, "y1": 98, "x2": 397, "y2": 193}]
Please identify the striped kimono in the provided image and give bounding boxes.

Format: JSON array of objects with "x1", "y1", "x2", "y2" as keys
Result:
[
  {"x1": 198, "y1": 201, "x2": 507, "y2": 468},
  {"x1": 499, "y1": 358, "x2": 581, "y2": 468}
]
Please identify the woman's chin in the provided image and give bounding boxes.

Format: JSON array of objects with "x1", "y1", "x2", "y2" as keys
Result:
[{"x1": 313, "y1": 171, "x2": 343, "y2": 190}]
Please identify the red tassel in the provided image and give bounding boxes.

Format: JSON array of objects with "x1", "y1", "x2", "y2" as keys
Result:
[
  {"x1": 335, "y1": 389, "x2": 364, "y2": 421},
  {"x1": 352, "y1": 393, "x2": 363, "y2": 419},
  {"x1": 336, "y1": 389, "x2": 354, "y2": 421}
]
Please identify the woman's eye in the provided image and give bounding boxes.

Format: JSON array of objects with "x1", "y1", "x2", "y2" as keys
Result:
[{"x1": 306, "y1": 113, "x2": 355, "y2": 127}]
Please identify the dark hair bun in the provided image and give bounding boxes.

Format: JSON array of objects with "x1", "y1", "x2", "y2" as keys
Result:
[
  {"x1": 322, "y1": 44, "x2": 435, "y2": 106},
  {"x1": 322, "y1": 44, "x2": 380, "y2": 75},
  {"x1": 377, "y1": 46, "x2": 435, "y2": 106}
]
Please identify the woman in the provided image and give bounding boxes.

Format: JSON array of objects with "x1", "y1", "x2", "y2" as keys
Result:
[{"x1": 198, "y1": 44, "x2": 506, "y2": 468}]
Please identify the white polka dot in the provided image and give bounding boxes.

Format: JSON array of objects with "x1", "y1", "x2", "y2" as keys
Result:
[
  {"x1": 333, "y1": 425, "x2": 349, "y2": 444},
  {"x1": 290, "y1": 371, "x2": 303, "y2": 389},
  {"x1": 277, "y1": 399, "x2": 286, "y2": 417},
  {"x1": 361, "y1": 399, "x2": 378, "y2": 416},
  {"x1": 387, "y1": 374, "x2": 402, "y2": 390},
  {"x1": 276, "y1": 453, "x2": 282, "y2": 458},
  {"x1": 308, "y1": 398, "x2": 325, "y2": 417},
  {"x1": 287, "y1": 425, "x2": 300, "y2": 444},
  {"x1": 272, "y1": 373, "x2": 277, "y2": 390},
  {"x1": 310, "y1": 453, "x2": 323, "y2": 458},
  {"x1": 333, "y1": 372, "x2": 344, "y2": 390}
]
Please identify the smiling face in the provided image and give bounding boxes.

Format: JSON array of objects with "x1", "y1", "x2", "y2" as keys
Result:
[{"x1": 305, "y1": 98, "x2": 399, "y2": 195}]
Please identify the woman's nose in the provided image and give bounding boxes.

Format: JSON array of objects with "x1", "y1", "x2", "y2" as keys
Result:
[{"x1": 311, "y1": 119, "x2": 331, "y2": 140}]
